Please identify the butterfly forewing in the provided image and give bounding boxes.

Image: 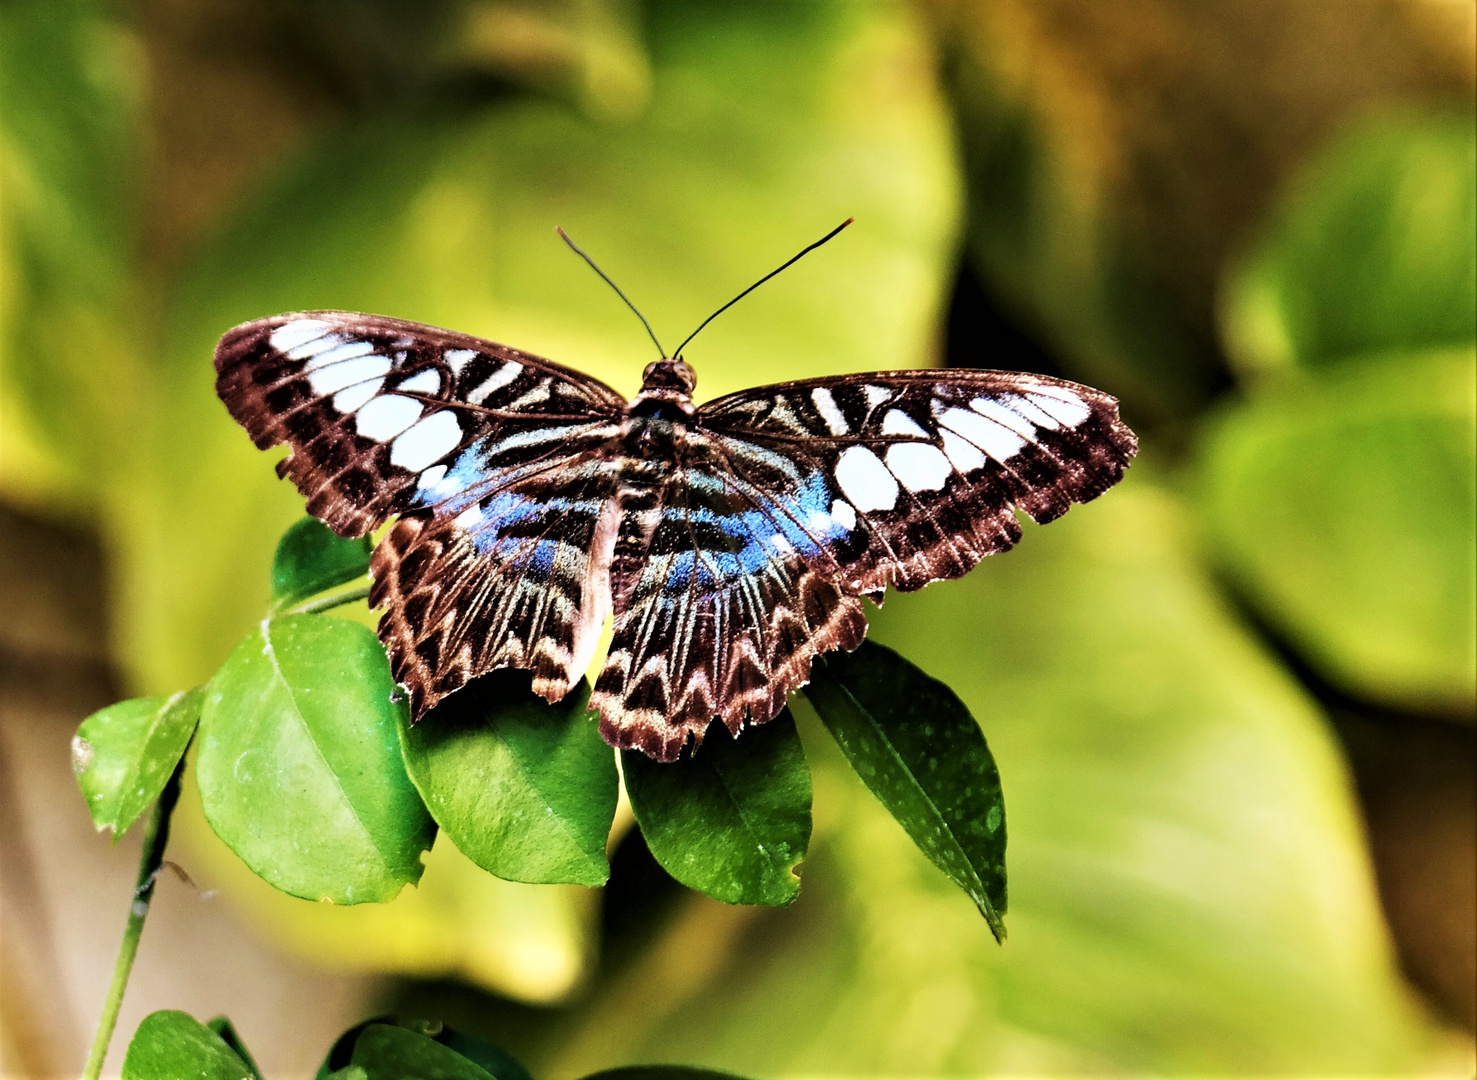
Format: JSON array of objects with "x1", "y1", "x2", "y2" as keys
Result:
[
  {"x1": 215, "y1": 311, "x2": 630, "y2": 716},
  {"x1": 697, "y1": 370, "x2": 1138, "y2": 598},
  {"x1": 214, "y1": 312, "x2": 626, "y2": 537}
]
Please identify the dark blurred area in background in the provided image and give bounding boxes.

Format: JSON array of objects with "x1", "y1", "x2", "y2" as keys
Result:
[{"x1": 2, "y1": 1, "x2": 1473, "y2": 1075}]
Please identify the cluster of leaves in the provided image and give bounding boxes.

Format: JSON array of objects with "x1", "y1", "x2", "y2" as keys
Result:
[
  {"x1": 1203, "y1": 111, "x2": 1476, "y2": 717},
  {"x1": 124, "y1": 1009, "x2": 742, "y2": 1080},
  {"x1": 75, "y1": 516, "x2": 1007, "y2": 932}
]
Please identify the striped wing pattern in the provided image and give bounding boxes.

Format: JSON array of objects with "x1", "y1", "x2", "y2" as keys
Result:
[
  {"x1": 216, "y1": 313, "x2": 1137, "y2": 760},
  {"x1": 215, "y1": 312, "x2": 626, "y2": 714},
  {"x1": 591, "y1": 432, "x2": 868, "y2": 759},
  {"x1": 698, "y1": 370, "x2": 1138, "y2": 597}
]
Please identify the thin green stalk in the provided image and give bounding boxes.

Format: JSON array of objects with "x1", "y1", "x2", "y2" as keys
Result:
[
  {"x1": 288, "y1": 583, "x2": 373, "y2": 616},
  {"x1": 81, "y1": 757, "x2": 185, "y2": 1080}
]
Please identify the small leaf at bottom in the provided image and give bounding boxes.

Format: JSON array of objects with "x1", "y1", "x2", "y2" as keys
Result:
[
  {"x1": 350, "y1": 1024, "x2": 495, "y2": 1080},
  {"x1": 123, "y1": 1011, "x2": 253, "y2": 1080},
  {"x1": 805, "y1": 640, "x2": 1007, "y2": 940},
  {"x1": 622, "y1": 709, "x2": 811, "y2": 906},
  {"x1": 73, "y1": 687, "x2": 203, "y2": 837}
]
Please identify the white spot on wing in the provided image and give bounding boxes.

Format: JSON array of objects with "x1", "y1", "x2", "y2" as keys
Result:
[
  {"x1": 391, "y1": 411, "x2": 463, "y2": 471},
  {"x1": 835, "y1": 446, "x2": 899, "y2": 512},
  {"x1": 455, "y1": 506, "x2": 482, "y2": 530},
  {"x1": 444, "y1": 348, "x2": 478, "y2": 374},
  {"x1": 270, "y1": 319, "x2": 332, "y2": 353},
  {"x1": 301, "y1": 340, "x2": 375, "y2": 370},
  {"x1": 467, "y1": 362, "x2": 523, "y2": 405},
  {"x1": 940, "y1": 428, "x2": 986, "y2": 474},
  {"x1": 830, "y1": 499, "x2": 857, "y2": 531},
  {"x1": 398, "y1": 369, "x2": 440, "y2": 395},
  {"x1": 1003, "y1": 393, "x2": 1060, "y2": 430},
  {"x1": 332, "y1": 379, "x2": 382, "y2": 413},
  {"x1": 417, "y1": 464, "x2": 447, "y2": 490},
  {"x1": 937, "y1": 406, "x2": 1025, "y2": 461},
  {"x1": 354, "y1": 394, "x2": 422, "y2": 441},
  {"x1": 886, "y1": 442, "x2": 951, "y2": 492},
  {"x1": 811, "y1": 387, "x2": 849, "y2": 435},
  {"x1": 881, "y1": 409, "x2": 928, "y2": 438},
  {"x1": 970, "y1": 396, "x2": 1038, "y2": 440},
  {"x1": 308, "y1": 354, "x2": 390, "y2": 396},
  {"x1": 861, "y1": 385, "x2": 890, "y2": 409},
  {"x1": 1026, "y1": 390, "x2": 1092, "y2": 428}
]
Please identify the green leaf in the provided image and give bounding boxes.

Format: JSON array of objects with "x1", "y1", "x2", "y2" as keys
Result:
[
  {"x1": 206, "y1": 1017, "x2": 264, "y2": 1080},
  {"x1": 350, "y1": 1024, "x2": 495, "y2": 1080},
  {"x1": 399, "y1": 671, "x2": 617, "y2": 886},
  {"x1": 122, "y1": 1010, "x2": 253, "y2": 1080},
  {"x1": 196, "y1": 614, "x2": 434, "y2": 902},
  {"x1": 270, "y1": 516, "x2": 373, "y2": 611},
  {"x1": 622, "y1": 710, "x2": 811, "y2": 906},
  {"x1": 318, "y1": 1018, "x2": 533, "y2": 1080},
  {"x1": 1200, "y1": 348, "x2": 1476, "y2": 715},
  {"x1": 804, "y1": 640, "x2": 1007, "y2": 940},
  {"x1": 73, "y1": 686, "x2": 203, "y2": 837},
  {"x1": 438, "y1": 1030, "x2": 534, "y2": 1080},
  {"x1": 1223, "y1": 110, "x2": 1477, "y2": 376}
]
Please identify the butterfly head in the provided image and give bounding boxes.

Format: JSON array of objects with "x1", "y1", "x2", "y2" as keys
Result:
[{"x1": 640, "y1": 358, "x2": 697, "y2": 396}]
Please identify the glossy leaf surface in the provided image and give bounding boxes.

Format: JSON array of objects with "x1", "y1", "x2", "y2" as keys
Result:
[
  {"x1": 122, "y1": 1011, "x2": 253, "y2": 1080},
  {"x1": 270, "y1": 516, "x2": 372, "y2": 610},
  {"x1": 622, "y1": 710, "x2": 811, "y2": 907},
  {"x1": 1200, "y1": 349, "x2": 1476, "y2": 714},
  {"x1": 196, "y1": 614, "x2": 434, "y2": 902},
  {"x1": 400, "y1": 673, "x2": 617, "y2": 886},
  {"x1": 73, "y1": 686, "x2": 203, "y2": 837},
  {"x1": 806, "y1": 641, "x2": 1006, "y2": 939},
  {"x1": 207, "y1": 1017, "x2": 264, "y2": 1080},
  {"x1": 350, "y1": 1024, "x2": 494, "y2": 1080},
  {"x1": 1223, "y1": 111, "x2": 1476, "y2": 375},
  {"x1": 318, "y1": 1018, "x2": 533, "y2": 1080}
]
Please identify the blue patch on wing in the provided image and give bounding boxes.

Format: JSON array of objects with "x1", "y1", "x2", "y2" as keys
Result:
[{"x1": 664, "y1": 471, "x2": 850, "y2": 591}]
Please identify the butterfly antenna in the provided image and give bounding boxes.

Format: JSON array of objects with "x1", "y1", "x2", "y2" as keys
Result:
[
  {"x1": 556, "y1": 227, "x2": 666, "y2": 358},
  {"x1": 673, "y1": 217, "x2": 853, "y2": 359}
]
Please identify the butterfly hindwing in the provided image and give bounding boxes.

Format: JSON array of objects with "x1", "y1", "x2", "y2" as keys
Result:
[
  {"x1": 214, "y1": 312, "x2": 626, "y2": 537},
  {"x1": 371, "y1": 447, "x2": 623, "y2": 717},
  {"x1": 697, "y1": 370, "x2": 1138, "y2": 597},
  {"x1": 216, "y1": 311, "x2": 630, "y2": 715}
]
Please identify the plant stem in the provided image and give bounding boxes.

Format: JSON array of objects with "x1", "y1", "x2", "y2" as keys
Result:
[
  {"x1": 288, "y1": 583, "x2": 373, "y2": 616},
  {"x1": 81, "y1": 757, "x2": 185, "y2": 1080}
]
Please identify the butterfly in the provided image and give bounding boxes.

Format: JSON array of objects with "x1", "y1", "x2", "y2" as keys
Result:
[{"x1": 215, "y1": 229, "x2": 1137, "y2": 760}]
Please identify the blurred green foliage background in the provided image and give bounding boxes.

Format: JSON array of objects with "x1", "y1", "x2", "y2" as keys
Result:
[{"x1": 1, "y1": 0, "x2": 1473, "y2": 1075}]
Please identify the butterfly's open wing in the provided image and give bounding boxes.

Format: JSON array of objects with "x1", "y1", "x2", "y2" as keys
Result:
[
  {"x1": 215, "y1": 312, "x2": 627, "y2": 536},
  {"x1": 215, "y1": 312, "x2": 628, "y2": 714},
  {"x1": 591, "y1": 370, "x2": 1135, "y2": 759},
  {"x1": 697, "y1": 370, "x2": 1138, "y2": 598},
  {"x1": 592, "y1": 436, "x2": 868, "y2": 760}
]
